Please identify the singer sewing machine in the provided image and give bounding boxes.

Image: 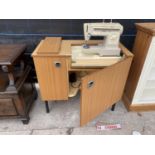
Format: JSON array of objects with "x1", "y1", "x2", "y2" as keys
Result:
[
  {"x1": 83, "y1": 22, "x2": 123, "y2": 56},
  {"x1": 71, "y1": 22, "x2": 124, "y2": 67}
]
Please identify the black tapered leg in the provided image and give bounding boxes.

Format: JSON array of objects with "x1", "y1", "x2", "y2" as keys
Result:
[
  {"x1": 111, "y1": 104, "x2": 116, "y2": 111},
  {"x1": 45, "y1": 101, "x2": 50, "y2": 113}
]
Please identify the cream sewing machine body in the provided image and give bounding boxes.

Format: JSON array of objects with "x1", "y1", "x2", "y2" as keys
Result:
[
  {"x1": 71, "y1": 22, "x2": 124, "y2": 68},
  {"x1": 83, "y1": 22, "x2": 123, "y2": 56}
]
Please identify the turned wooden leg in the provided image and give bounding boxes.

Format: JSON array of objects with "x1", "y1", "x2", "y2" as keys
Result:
[
  {"x1": 45, "y1": 101, "x2": 50, "y2": 113},
  {"x1": 1, "y1": 65, "x2": 16, "y2": 91},
  {"x1": 111, "y1": 104, "x2": 116, "y2": 111}
]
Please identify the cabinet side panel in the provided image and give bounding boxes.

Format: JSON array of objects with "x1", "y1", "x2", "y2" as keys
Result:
[
  {"x1": 33, "y1": 57, "x2": 53, "y2": 100},
  {"x1": 124, "y1": 30, "x2": 152, "y2": 102}
]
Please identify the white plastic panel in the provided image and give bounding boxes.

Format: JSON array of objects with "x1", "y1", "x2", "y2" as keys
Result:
[
  {"x1": 132, "y1": 37, "x2": 155, "y2": 104},
  {"x1": 145, "y1": 80, "x2": 155, "y2": 89},
  {"x1": 149, "y1": 68, "x2": 155, "y2": 80},
  {"x1": 140, "y1": 89, "x2": 155, "y2": 103}
]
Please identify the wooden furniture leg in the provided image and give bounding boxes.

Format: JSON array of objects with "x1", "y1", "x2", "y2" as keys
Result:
[
  {"x1": 21, "y1": 83, "x2": 38, "y2": 125},
  {"x1": 1, "y1": 65, "x2": 16, "y2": 91},
  {"x1": 22, "y1": 116, "x2": 30, "y2": 124}
]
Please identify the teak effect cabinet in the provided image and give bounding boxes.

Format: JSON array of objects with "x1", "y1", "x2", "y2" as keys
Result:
[{"x1": 32, "y1": 38, "x2": 133, "y2": 126}]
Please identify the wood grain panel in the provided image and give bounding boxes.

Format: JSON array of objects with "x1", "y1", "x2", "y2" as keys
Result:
[
  {"x1": 136, "y1": 23, "x2": 155, "y2": 35},
  {"x1": 32, "y1": 40, "x2": 103, "y2": 57},
  {"x1": 33, "y1": 57, "x2": 69, "y2": 101},
  {"x1": 80, "y1": 57, "x2": 133, "y2": 126},
  {"x1": 37, "y1": 37, "x2": 62, "y2": 54},
  {"x1": 0, "y1": 44, "x2": 26, "y2": 65},
  {"x1": 0, "y1": 98, "x2": 17, "y2": 116},
  {"x1": 130, "y1": 104, "x2": 155, "y2": 111},
  {"x1": 124, "y1": 30, "x2": 152, "y2": 102},
  {"x1": 123, "y1": 93, "x2": 155, "y2": 112}
]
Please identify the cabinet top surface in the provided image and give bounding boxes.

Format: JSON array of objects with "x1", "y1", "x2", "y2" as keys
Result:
[
  {"x1": 32, "y1": 39, "x2": 102, "y2": 57},
  {"x1": 0, "y1": 44, "x2": 26, "y2": 65},
  {"x1": 37, "y1": 37, "x2": 62, "y2": 54},
  {"x1": 136, "y1": 23, "x2": 155, "y2": 35},
  {"x1": 32, "y1": 39, "x2": 133, "y2": 58}
]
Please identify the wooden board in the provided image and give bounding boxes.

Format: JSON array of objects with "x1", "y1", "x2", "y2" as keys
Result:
[
  {"x1": 32, "y1": 40, "x2": 103, "y2": 57},
  {"x1": 0, "y1": 71, "x2": 8, "y2": 92},
  {"x1": 32, "y1": 40, "x2": 130, "y2": 60},
  {"x1": 136, "y1": 23, "x2": 155, "y2": 35},
  {"x1": 80, "y1": 56, "x2": 133, "y2": 126},
  {"x1": 0, "y1": 98, "x2": 17, "y2": 116},
  {"x1": 33, "y1": 56, "x2": 69, "y2": 100},
  {"x1": 0, "y1": 44, "x2": 26, "y2": 65},
  {"x1": 124, "y1": 30, "x2": 152, "y2": 102},
  {"x1": 37, "y1": 37, "x2": 62, "y2": 54},
  {"x1": 123, "y1": 93, "x2": 155, "y2": 112}
]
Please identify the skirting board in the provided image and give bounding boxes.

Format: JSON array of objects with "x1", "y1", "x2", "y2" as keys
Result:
[{"x1": 122, "y1": 93, "x2": 155, "y2": 112}]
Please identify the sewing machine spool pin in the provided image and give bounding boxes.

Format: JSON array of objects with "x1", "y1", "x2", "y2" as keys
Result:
[{"x1": 83, "y1": 33, "x2": 91, "y2": 49}]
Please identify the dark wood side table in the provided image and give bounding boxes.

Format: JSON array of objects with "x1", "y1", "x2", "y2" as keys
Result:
[{"x1": 0, "y1": 44, "x2": 37, "y2": 124}]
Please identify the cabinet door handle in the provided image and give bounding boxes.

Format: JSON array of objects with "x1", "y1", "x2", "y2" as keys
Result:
[
  {"x1": 54, "y1": 61, "x2": 61, "y2": 68},
  {"x1": 87, "y1": 80, "x2": 94, "y2": 88}
]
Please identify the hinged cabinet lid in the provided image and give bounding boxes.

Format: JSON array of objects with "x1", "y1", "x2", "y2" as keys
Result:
[{"x1": 37, "y1": 37, "x2": 62, "y2": 55}]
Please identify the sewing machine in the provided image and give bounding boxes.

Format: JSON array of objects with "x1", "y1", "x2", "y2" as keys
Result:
[
  {"x1": 83, "y1": 22, "x2": 123, "y2": 56},
  {"x1": 71, "y1": 22, "x2": 124, "y2": 67}
]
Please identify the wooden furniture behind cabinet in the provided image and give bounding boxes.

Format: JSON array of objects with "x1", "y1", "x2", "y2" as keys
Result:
[
  {"x1": 0, "y1": 44, "x2": 37, "y2": 124},
  {"x1": 123, "y1": 23, "x2": 155, "y2": 111},
  {"x1": 32, "y1": 37, "x2": 133, "y2": 126}
]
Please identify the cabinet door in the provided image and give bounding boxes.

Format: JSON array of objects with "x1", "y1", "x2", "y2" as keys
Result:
[
  {"x1": 34, "y1": 57, "x2": 68, "y2": 101},
  {"x1": 80, "y1": 57, "x2": 132, "y2": 126}
]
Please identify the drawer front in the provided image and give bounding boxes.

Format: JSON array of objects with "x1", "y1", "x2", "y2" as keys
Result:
[
  {"x1": 33, "y1": 57, "x2": 69, "y2": 100},
  {"x1": 0, "y1": 98, "x2": 17, "y2": 116}
]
